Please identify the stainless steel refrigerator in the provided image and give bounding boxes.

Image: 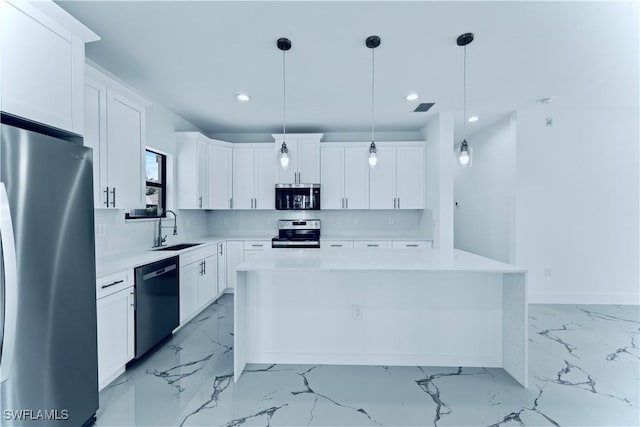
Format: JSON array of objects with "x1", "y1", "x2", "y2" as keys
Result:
[{"x1": 0, "y1": 114, "x2": 98, "y2": 427}]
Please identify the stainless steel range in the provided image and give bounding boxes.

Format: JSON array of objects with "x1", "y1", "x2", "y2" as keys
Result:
[{"x1": 271, "y1": 219, "x2": 321, "y2": 248}]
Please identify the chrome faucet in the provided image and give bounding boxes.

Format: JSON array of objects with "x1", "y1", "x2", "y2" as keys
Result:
[{"x1": 153, "y1": 210, "x2": 178, "y2": 248}]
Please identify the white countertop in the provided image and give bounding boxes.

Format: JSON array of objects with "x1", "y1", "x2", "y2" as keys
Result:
[
  {"x1": 236, "y1": 248, "x2": 525, "y2": 273},
  {"x1": 95, "y1": 234, "x2": 434, "y2": 278}
]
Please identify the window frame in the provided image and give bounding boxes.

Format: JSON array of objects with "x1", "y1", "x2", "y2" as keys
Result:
[{"x1": 125, "y1": 149, "x2": 167, "y2": 220}]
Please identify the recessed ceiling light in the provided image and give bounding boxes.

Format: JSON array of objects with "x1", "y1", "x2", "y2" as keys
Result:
[
  {"x1": 406, "y1": 93, "x2": 419, "y2": 101},
  {"x1": 236, "y1": 93, "x2": 251, "y2": 102},
  {"x1": 468, "y1": 116, "x2": 479, "y2": 122}
]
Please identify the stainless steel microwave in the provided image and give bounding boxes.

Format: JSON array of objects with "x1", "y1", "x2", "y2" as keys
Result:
[{"x1": 275, "y1": 184, "x2": 320, "y2": 210}]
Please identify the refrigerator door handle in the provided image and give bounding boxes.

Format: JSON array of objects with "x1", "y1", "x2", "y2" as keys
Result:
[{"x1": 0, "y1": 182, "x2": 18, "y2": 383}]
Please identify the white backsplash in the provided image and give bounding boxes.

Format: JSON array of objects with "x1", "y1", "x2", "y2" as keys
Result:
[
  {"x1": 207, "y1": 210, "x2": 433, "y2": 239},
  {"x1": 94, "y1": 209, "x2": 210, "y2": 258}
]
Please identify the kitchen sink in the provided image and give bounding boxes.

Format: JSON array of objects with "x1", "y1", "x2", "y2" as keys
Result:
[{"x1": 154, "y1": 243, "x2": 202, "y2": 251}]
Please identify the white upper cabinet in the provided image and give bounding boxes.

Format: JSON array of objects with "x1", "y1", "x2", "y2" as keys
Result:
[
  {"x1": 1, "y1": 0, "x2": 99, "y2": 133},
  {"x1": 369, "y1": 142, "x2": 425, "y2": 210},
  {"x1": 85, "y1": 66, "x2": 148, "y2": 210},
  {"x1": 210, "y1": 142, "x2": 233, "y2": 210},
  {"x1": 273, "y1": 134, "x2": 322, "y2": 184},
  {"x1": 321, "y1": 143, "x2": 370, "y2": 209},
  {"x1": 176, "y1": 132, "x2": 210, "y2": 209},
  {"x1": 232, "y1": 145, "x2": 275, "y2": 210},
  {"x1": 395, "y1": 145, "x2": 425, "y2": 209}
]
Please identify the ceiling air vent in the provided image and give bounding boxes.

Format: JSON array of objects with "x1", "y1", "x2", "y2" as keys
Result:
[{"x1": 413, "y1": 103, "x2": 435, "y2": 112}]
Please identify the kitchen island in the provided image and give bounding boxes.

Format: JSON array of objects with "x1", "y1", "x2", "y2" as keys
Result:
[{"x1": 234, "y1": 248, "x2": 528, "y2": 387}]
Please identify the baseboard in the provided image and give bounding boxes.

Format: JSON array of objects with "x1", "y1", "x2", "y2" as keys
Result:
[{"x1": 529, "y1": 293, "x2": 640, "y2": 305}]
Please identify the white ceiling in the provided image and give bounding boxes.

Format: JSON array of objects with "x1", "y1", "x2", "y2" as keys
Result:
[{"x1": 57, "y1": 1, "x2": 639, "y2": 138}]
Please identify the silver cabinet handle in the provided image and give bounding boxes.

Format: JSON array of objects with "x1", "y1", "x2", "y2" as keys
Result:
[
  {"x1": 229, "y1": 198, "x2": 232, "y2": 209},
  {"x1": 199, "y1": 196, "x2": 203, "y2": 208},
  {"x1": 110, "y1": 188, "x2": 116, "y2": 208},
  {"x1": 130, "y1": 291, "x2": 136, "y2": 310},
  {"x1": 367, "y1": 244, "x2": 379, "y2": 247},
  {"x1": 251, "y1": 244, "x2": 263, "y2": 247},
  {"x1": 101, "y1": 279, "x2": 124, "y2": 289},
  {"x1": 219, "y1": 243, "x2": 223, "y2": 255},
  {"x1": 0, "y1": 183, "x2": 19, "y2": 382},
  {"x1": 104, "y1": 187, "x2": 110, "y2": 207},
  {"x1": 255, "y1": 198, "x2": 258, "y2": 209},
  {"x1": 199, "y1": 261, "x2": 204, "y2": 275},
  {"x1": 203, "y1": 259, "x2": 206, "y2": 275},
  {"x1": 393, "y1": 198, "x2": 396, "y2": 209},
  {"x1": 346, "y1": 198, "x2": 348, "y2": 209},
  {"x1": 397, "y1": 198, "x2": 400, "y2": 209},
  {"x1": 331, "y1": 244, "x2": 342, "y2": 247},
  {"x1": 406, "y1": 244, "x2": 418, "y2": 247}
]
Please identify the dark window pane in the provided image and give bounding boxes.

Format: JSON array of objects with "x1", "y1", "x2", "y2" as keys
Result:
[{"x1": 146, "y1": 186, "x2": 163, "y2": 216}]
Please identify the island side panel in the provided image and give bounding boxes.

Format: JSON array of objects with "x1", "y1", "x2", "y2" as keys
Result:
[
  {"x1": 234, "y1": 270, "x2": 248, "y2": 382},
  {"x1": 243, "y1": 270, "x2": 504, "y2": 368},
  {"x1": 502, "y1": 272, "x2": 528, "y2": 387}
]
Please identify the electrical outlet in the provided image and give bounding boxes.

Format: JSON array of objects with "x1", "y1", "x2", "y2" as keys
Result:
[
  {"x1": 97, "y1": 224, "x2": 106, "y2": 237},
  {"x1": 544, "y1": 268, "x2": 552, "y2": 278},
  {"x1": 223, "y1": 217, "x2": 229, "y2": 225},
  {"x1": 351, "y1": 304, "x2": 363, "y2": 320}
]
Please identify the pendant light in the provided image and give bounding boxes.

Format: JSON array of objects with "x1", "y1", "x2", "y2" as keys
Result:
[
  {"x1": 277, "y1": 37, "x2": 291, "y2": 169},
  {"x1": 457, "y1": 32, "x2": 474, "y2": 167},
  {"x1": 366, "y1": 35, "x2": 380, "y2": 169}
]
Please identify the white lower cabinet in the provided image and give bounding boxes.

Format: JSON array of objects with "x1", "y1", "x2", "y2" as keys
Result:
[
  {"x1": 243, "y1": 240, "x2": 271, "y2": 262},
  {"x1": 96, "y1": 271, "x2": 134, "y2": 390},
  {"x1": 322, "y1": 240, "x2": 354, "y2": 248},
  {"x1": 179, "y1": 246, "x2": 218, "y2": 324},
  {"x1": 354, "y1": 240, "x2": 392, "y2": 249},
  {"x1": 226, "y1": 241, "x2": 244, "y2": 290},
  {"x1": 216, "y1": 241, "x2": 227, "y2": 292},
  {"x1": 392, "y1": 240, "x2": 432, "y2": 248}
]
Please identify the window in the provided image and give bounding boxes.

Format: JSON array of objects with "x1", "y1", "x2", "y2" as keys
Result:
[{"x1": 126, "y1": 149, "x2": 167, "y2": 219}]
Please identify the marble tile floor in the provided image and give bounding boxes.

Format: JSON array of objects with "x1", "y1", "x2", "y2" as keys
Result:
[{"x1": 95, "y1": 295, "x2": 639, "y2": 427}]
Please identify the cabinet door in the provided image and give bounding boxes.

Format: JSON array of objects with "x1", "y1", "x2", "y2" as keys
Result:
[
  {"x1": 277, "y1": 140, "x2": 297, "y2": 183},
  {"x1": 84, "y1": 80, "x2": 108, "y2": 208},
  {"x1": 179, "y1": 263, "x2": 199, "y2": 323},
  {"x1": 210, "y1": 144, "x2": 232, "y2": 209},
  {"x1": 1, "y1": 0, "x2": 77, "y2": 132},
  {"x1": 232, "y1": 148, "x2": 254, "y2": 209},
  {"x1": 217, "y1": 242, "x2": 227, "y2": 293},
  {"x1": 197, "y1": 140, "x2": 209, "y2": 209},
  {"x1": 106, "y1": 90, "x2": 144, "y2": 209},
  {"x1": 254, "y1": 148, "x2": 276, "y2": 209},
  {"x1": 96, "y1": 289, "x2": 129, "y2": 389},
  {"x1": 320, "y1": 146, "x2": 344, "y2": 209},
  {"x1": 369, "y1": 146, "x2": 396, "y2": 209},
  {"x1": 344, "y1": 146, "x2": 370, "y2": 209},
  {"x1": 226, "y1": 241, "x2": 244, "y2": 290},
  {"x1": 198, "y1": 255, "x2": 218, "y2": 306},
  {"x1": 297, "y1": 139, "x2": 320, "y2": 182},
  {"x1": 127, "y1": 288, "x2": 135, "y2": 361},
  {"x1": 395, "y1": 145, "x2": 425, "y2": 209}
]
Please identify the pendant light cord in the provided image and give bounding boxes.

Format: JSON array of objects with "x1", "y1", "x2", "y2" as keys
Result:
[
  {"x1": 463, "y1": 44, "x2": 467, "y2": 140},
  {"x1": 371, "y1": 46, "x2": 375, "y2": 143},
  {"x1": 282, "y1": 49, "x2": 287, "y2": 139}
]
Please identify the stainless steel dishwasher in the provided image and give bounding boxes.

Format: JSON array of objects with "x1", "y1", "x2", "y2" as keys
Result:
[{"x1": 134, "y1": 256, "x2": 179, "y2": 358}]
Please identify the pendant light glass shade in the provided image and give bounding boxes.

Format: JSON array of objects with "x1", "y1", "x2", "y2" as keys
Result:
[
  {"x1": 366, "y1": 35, "x2": 380, "y2": 169},
  {"x1": 458, "y1": 140, "x2": 470, "y2": 167},
  {"x1": 277, "y1": 37, "x2": 292, "y2": 170},
  {"x1": 368, "y1": 142, "x2": 378, "y2": 168},
  {"x1": 457, "y1": 32, "x2": 474, "y2": 168},
  {"x1": 280, "y1": 141, "x2": 289, "y2": 168}
]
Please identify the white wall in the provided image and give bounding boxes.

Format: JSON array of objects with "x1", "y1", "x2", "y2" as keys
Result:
[
  {"x1": 454, "y1": 114, "x2": 517, "y2": 264},
  {"x1": 515, "y1": 107, "x2": 638, "y2": 304},
  {"x1": 423, "y1": 113, "x2": 455, "y2": 250},
  {"x1": 454, "y1": 106, "x2": 639, "y2": 304}
]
